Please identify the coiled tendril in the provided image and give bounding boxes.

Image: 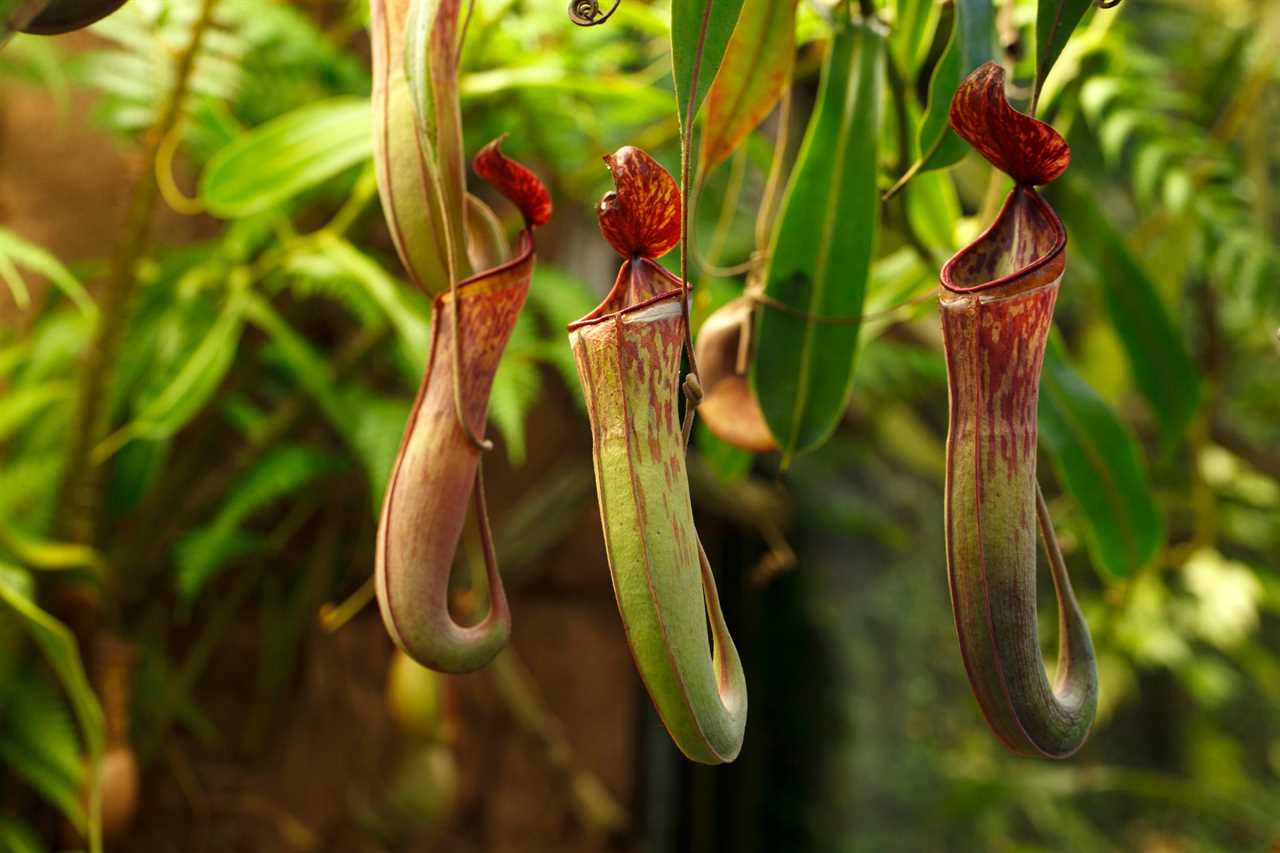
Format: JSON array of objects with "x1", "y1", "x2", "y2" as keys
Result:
[{"x1": 568, "y1": 0, "x2": 621, "y2": 26}]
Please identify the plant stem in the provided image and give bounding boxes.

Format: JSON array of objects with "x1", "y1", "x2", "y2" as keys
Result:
[{"x1": 56, "y1": 0, "x2": 220, "y2": 555}]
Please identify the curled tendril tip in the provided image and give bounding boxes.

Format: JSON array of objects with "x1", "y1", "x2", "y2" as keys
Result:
[{"x1": 568, "y1": 0, "x2": 621, "y2": 26}]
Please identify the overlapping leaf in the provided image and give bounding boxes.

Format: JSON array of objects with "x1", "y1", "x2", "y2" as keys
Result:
[
  {"x1": 913, "y1": 0, "x2": 994, "y2": 174},
  {"x1": 751, "y1": 19, "x2": 885, "y2": 463},
  {"x1": 697, "y1": 0, "x2": 796, "y2": 174},
  {"x1": 671, "y1": 0, "x2": 746, "y2": 131}
]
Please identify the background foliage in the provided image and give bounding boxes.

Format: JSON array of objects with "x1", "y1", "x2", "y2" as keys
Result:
[{"x1": 0, "y1": 0, "x2": 1277, "y2": 850}]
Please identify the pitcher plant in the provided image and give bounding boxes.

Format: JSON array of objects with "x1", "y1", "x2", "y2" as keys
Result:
[
  {"x1": 940, "y1": 62, "x2": 1098, "y2": 758},
  {"x1": 569, "y1": 147, "x2": 748, "y2": 764},
  {"x1": 372, "y1": 0, "x2": 553, "y2": 673}
]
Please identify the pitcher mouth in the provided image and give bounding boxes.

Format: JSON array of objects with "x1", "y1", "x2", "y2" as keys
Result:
[
  {"x1": 567, "y1": 256, "x2": 687, "y2": 332},
  {"x1": 940, "y1": 187, "x2": 1066, "y2": 300},
  {"x1": 432, "y1": 229, "x2": 536, "y2": 310}
]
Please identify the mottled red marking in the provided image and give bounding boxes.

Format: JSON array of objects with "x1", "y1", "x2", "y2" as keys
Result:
[
  {"x1": 938, "y1": 90, "x2": 1097, "y2": 757},
  {"x1": 473, "y1": 136, "x2": 553, "y2": 227},
  {"x1": 598, "y1": 146, "x2": 682, "y2": 259},
  {"x1": 949, "y1": 62, "x2": 1071, "y2": 187}
]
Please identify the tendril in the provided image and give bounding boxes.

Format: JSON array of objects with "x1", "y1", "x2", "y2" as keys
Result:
[{"x1": 568, "y1": 0, "x2": 621, "y2": 27}]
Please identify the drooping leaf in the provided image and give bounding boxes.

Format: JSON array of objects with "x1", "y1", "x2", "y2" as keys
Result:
[
  {"x1": 1051, "y1": 179, "x2": 1202, "y2": 442},
  {"x1": 751, "y1": 18, "x2": 885, "y2": 463},
  {"x1": 671, "y1": 0, "x2": 746, "y2": 132},
  {"x1": 310, "y1": 233, "x2": 431, "y2": 375},
  {"x1": 913, "y1": 0, "x2": 995, "y2": 174},
  {"x1": 1034, "y1": 0, "x2": 1093, "y2": 107},
  {"x1": 200, "y1": 98, "x2": 373, "y2": 218},
  {"x1": 0, "y1": 382, "x2": 70, "y2": 444},
  {"x1": 0, "y1": 817, "x2": 48, "y2": 853},
  {"x1": 0, "y1": 513, "x2": 106, "y2": 575},
  {"x1": 697, "y1": 0, "x2": 797, "y2": 174},
  {"x1": 0, "y1": 563, "x2": 104, "y2": 844},
  {"x1": 0, "y1": 228, "x2": 95, "y2": 317},
  {"x1": 1039, "y1": 339, "x2": 1163, "y2": 578},
  {"x1": 98, "y1": 284, "x2": 249, "y2": 457}
]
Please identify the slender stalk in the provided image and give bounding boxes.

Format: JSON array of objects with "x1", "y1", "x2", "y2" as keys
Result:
[
  {"x1": 56, "y1": 0, "x2": 220, "y2": 553},
  {"x1": 678, "y1": 4, "x2": 715, "y2": 448}
]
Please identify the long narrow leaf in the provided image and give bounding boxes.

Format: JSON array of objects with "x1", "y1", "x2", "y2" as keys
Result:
[
  {"x1": 98, "y1": 284, "x2": 249, "y2": 458},
  {"x1": 751, "y1": 19, "x2": 885, "y2": 463},
  {"x1": 671, "y1": 0, "x2": 746, "y2": 132},
  {"x1": 1034, "y1": 0, "x2": 1093, "y2": 107},
  {"x1": 914, "y1": 0, "x2": 994, "y2": 174},
  {"x1": 1039, "y1": 339, "x2": 1163, "y2": 578},
  {"x1": 697, "y1": 0, "x2": 796, "y2": 174},
  {"x1": 0, "y1": 228, "x2": 96, "y2": 317},
  {"x1": 200, "y1": 98, "x2": 373, "y2": 218},
  {"x1": 1052, "y1": 179, "x2": 1201, "y2": 442},
  {"x1": 0, "y1": 563, "x2": 103, "y2": 849}
]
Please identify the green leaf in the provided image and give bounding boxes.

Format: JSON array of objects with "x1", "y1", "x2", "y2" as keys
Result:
[
  {"x1": 697, "y1": 0, "x2": 796, "y2": 174},
  {"x1": 695, "y1": 421, "x2": 752, "y2": 481},
  {"x1": 242, "y1": 293, "x2": 409, "y2": 508},
  {"x1": 914, "y1": 0, "x2": 995, "y2": 174},
  {"x1": 891, "y1": 0, "x2": 942, "y2": 76},
  {"x1": 1034, "y1": 0, "x2": 1093, "y2": 106},
  {"x1": 0, "y1": 668, "x2": 87, "y2": 827},
  {"x1": 0, "y1": 382, "x2": 71, "y2": 444},
  {"x1": 1039, "y1": 339, "x2": 1163, "y2": 578},
  {"x1": 199, "y1": 98, "x2": 373, "y2": 218},
  {"x1": 671, "y1": 0, "x2": 746, "y2": 131},
  {"x1": 751, "y1": 19, "x2": 885, "y2": 464},
  {"x1": 0, "y1": 513, "x2": 106, "y2": 576},
  {"x1": 98, "y1": 282, "x2": 249, "y2": 458},
  {"x1": 0, "y1": 228, "x2": 96, "y2": 317},
  {"x1": 311, "y1": 234, "x2": 430, "y2": 375},
  {"x1": 0, "y1": 817, "x2": 48, "y2": 853},
  {"x1": 175, "y1": 445, "x2": 337, "y2": 602},
  {"x1": 0, "y1": 562, "x2": 104, "y2": 848},
  {"x1": 1052, "y1": 179, "x2": 1202, "y2": 442}
]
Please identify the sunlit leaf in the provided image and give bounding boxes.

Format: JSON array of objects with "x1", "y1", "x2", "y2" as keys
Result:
[
  {"x1": 200, "y1": 98, "x2": 373, "y2": 218},
  {"x1": 1034, "y1": 0, "x2": 1093, "y2": 106},
  {"x1": 698, "y1": 0, "x2": 796, "y2": 174},
  {"x1": 891, "y1": 0, "x2": 941, "y2": 76},
  {"x1": 671, "y1": 0, "x2": 746, "y2": 131},
  {"x1": 0, "y1": 228, "x2": 96, "y2": 317}
]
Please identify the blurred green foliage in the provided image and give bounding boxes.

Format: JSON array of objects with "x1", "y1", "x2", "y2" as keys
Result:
[{"x1": 0, "y1": 0, "x2": 1276, "y2": 850}]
